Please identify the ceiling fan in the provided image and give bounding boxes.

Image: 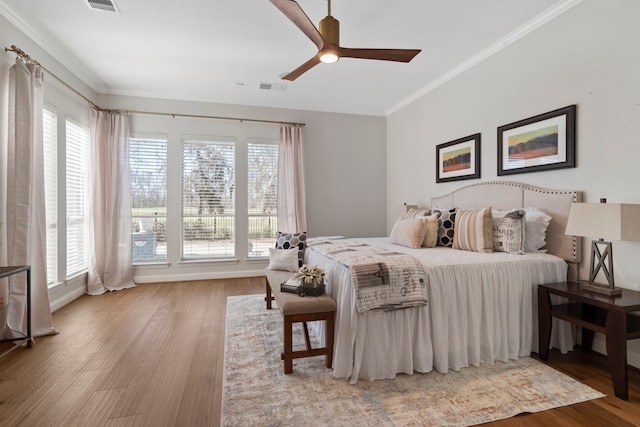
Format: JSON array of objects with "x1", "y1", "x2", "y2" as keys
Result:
[{"x1": 270, "y1": 0, "x2": 421, "y2": 81}]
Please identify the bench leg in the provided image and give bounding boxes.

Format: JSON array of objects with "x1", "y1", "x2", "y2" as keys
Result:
[
  {"x1": 283, "y1": 315, "x2": 294, "y2": 374},
  {"x1": 303, "y1": 322, "x2": 312, "y2": 351},
  {"x1": 325, "y1": 313, "x2": 334, "y2": 369},
  {"x1": 265, "y1": 277, "x2": 274, "y2": 310},
  {"x1": 280, "y1": 312, "x2": 336, "y2": 374}
]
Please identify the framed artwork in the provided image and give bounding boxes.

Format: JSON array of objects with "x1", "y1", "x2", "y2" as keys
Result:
[
  {"x1": 497, "y1": 105, "x2": 576, "y2": 176},
  {"x1": 436, "y1": 133, "x2": 481, "y2": 183}
]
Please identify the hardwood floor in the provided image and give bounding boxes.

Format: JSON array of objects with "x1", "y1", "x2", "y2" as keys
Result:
[{"x1": 0, "y1": 278, "x2": 638, "y2": 426}]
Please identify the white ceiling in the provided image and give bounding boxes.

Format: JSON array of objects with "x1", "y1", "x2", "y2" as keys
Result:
[{"x1": 0, "y1": 0, "x2": 573, "y2": 116}]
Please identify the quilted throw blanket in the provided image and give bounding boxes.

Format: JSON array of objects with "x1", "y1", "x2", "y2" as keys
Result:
[{"x1": 308, "y1": 239, "x2": 428, "y2": 314}]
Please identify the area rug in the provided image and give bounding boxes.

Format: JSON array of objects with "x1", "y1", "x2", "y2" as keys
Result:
[{"x1": 222, "y1": 294, "x2": 604, "y2": 426}]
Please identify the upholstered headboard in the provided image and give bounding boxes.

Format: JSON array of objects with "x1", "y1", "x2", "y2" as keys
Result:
[{"x1": 430, "y1": 181, "x2": 582, "y2": 265}]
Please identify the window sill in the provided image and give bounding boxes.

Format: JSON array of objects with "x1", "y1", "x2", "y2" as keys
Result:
[
  {"x1": 178, "y1": 258, "x2": 239, "y2": 266},
  {"x1": 133, "y1": 261, "x2": 170, "y2": 269},
  {"x1": 245, "y1": 256, "x2": 269, "y2": 263}
]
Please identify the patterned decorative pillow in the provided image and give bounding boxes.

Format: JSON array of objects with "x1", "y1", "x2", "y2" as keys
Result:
[
  {"x1": 275, "y1": 231, "x2": 307, "y2": 268},
  {"x1": 492, "y1": 209, "x2": 526, "y2": 255},
  {"x1": 453, "y1": 207, "x2": 494, "y2": 253},
  {"x1": 431, "y1": 207, "x2": 457, "y2": 247},
  {"x1": 389, "y1": 217, "x2": 428, "y2": 249}
]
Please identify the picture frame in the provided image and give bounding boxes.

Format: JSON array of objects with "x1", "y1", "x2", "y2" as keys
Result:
[
  {"x1": 497, "y1": 105, "x2": 576, "y2": 176},
  {"x1": 436, "y1": 133, "x2": 481, "y2": 183}
]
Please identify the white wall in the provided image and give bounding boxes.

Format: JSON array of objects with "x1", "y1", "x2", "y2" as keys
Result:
[{"x1": 387, "y1": 0, "x2": 640, "y2": 364}]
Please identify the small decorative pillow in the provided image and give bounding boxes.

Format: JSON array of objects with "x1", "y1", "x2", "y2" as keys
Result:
[
  {"x1": 389, "y1": 217, "x2": 428, "y2": 249},
  {"x1": 492, "y1": 209, "x2": 526, "y2": 254},
  {"x1": 420, "y1": 213, "x2": 439, "y2": 248},
  {"x1": 431, "y1": 207, "x2": 457, "y2": 247},
  {"x1": 523, "y1": 207, "x2": 552, "y2": 252},
  {"x1": 404, "y1": 207, "x2": 431, "y2": 219},
  {"x1": 267, "y1": 248, "x2": 299, "y2": 272},
  {"x1": 453, "y1": 207, "x2": 493, "y2": 253},
  {"x1": 275, "y1": 231, "x2": 307, "y2": 267}
]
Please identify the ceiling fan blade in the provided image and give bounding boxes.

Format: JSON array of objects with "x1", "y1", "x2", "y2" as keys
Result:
[
  {"x1": 281, "y1": 56, "x2": 322, "y2": 81},
  {"x1": 270, "y1": 0, "x2": 324, "y2": 50},
  {"x1": 338, "y1": 47, "x2": 421, "y2": 63}
]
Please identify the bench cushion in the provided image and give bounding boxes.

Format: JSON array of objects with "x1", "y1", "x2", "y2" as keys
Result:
[{"x1": 265, "y1": 270, "x2": 336, "y2": 316}]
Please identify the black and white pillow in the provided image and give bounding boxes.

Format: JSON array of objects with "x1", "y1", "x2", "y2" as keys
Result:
[
  {"x1": 275, "y1": 231, "x2": 307, "y2": 268},
  {"x1": 431, "y1": 207, "x2": 457, "y2": 247}
]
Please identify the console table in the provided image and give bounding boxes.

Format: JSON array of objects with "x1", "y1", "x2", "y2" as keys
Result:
[
  {"x1": 0, "y1": 265, "x2": 33, "y2": 348},
  {"x1": 538, "y1": 281, "x2": 640, "y2": 400}
]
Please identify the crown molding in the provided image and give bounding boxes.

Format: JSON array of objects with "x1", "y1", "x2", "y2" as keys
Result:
[
  {"x1": 386, "y1": 0, "x2": 584, "y2": 116},
  {"x1": 0, "y1": 0, "x2": 108, "y2": 93}
]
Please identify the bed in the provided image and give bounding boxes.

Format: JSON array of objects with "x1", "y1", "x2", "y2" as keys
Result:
[{"x1": 306, "y1": 181, "x2": 582, "y2": 383}]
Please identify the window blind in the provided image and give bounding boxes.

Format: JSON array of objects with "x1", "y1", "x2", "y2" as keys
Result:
[
  {"x1": 247, "y1": 140, "x2": 278, "y2": 258},
  {"x1": 181, "y1": 138, "x2": 235, "y2": 258},
  {"x1": 130, "y1": 136, "x2": 168, "y2": 262},
  {"x1": 43, "y1": 108, "x2": 58, "y2": 285},
  {"x1": 65, "y1": 119, "x2": 90, "y2": 277}
]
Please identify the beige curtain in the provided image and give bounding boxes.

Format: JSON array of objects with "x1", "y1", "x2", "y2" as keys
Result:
[
  {"x1": 87, "y1": 109, "x2": 135, "y2": 295},
  {"x1": 5, "y1": 58, "x2": 56, "y2": 338},
  {"x1": 277, "y1": 124, "x2": 307, "y2": 233}
]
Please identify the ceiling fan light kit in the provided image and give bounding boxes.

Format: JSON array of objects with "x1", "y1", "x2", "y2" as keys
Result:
[
  {"x1": 270, "y1": 0, "x2": 421, "y2": 80},
  {"x1": 319, "y1": 50, "x2": 339, "y2": 64}
]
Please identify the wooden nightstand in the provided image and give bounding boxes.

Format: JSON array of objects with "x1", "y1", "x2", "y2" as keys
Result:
[{"x1": 538, "y1": 281, "x2": 640, "y2": 400}]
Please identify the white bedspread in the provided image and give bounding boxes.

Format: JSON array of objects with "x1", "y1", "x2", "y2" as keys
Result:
[{"x1": 306, "y1": 237, "x2": 574, "y2": 384}]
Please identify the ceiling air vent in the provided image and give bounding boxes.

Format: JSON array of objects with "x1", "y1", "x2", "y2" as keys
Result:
[
  {"x1": 259, "y1": 82, "x2": 287, "y2": 92},
  {"x1": 86, "y1": 0, "x2": 120, "y2": 13}
]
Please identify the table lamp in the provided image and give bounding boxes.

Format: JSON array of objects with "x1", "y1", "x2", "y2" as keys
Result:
[{"x1": 564, "y1": 199, "x2": 640, "y2": 296}]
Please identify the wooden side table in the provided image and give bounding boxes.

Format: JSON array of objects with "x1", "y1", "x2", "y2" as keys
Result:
[
  {"x1": 538, "y1": 281, "x2": 640, "y2": 400},
  {"x1": 0, "y1": 265, "x2": 33, "y2": 349}
]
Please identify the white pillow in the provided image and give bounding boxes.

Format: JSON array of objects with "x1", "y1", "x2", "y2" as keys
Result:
[
  {"x1": 523, "y1": 207, "x2": 552, "y2": 252},
  {"x1": 420, "y1": 214, "x2": 439, "y2": 248},
  {"x1": 403, "y1": 207, "x2": 431, "y2": 219},
  {"x1": 390, "y1": 217, "x2": 427, "y2": 249},
  {"x1": 267, "y1": 248, "x2": 299, "y2": 272}
]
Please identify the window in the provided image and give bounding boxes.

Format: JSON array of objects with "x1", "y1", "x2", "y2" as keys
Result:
[
  {"x1": 247, "y1": 140, "x2": 278, "y2": 258},
  {"x1": 130, "y1": 136, "x2": 168, "y2": 262},
  {"x1": 181, "y1": 138, "x2": 235, "y2": 259},
  {"x1": 66, "y1": 119, "x2": 90, "y2": 277},
  {"x1": 43, "y1": 108, "x2": 57, "y2": 286}
]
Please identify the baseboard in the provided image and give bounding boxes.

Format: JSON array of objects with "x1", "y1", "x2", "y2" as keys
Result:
[
  {"x1": 133, "y1": 268, "x2": 266, "y2": 284},
  {"x1": 49, "y1": 286, "x2": 86, "y2": 313}
]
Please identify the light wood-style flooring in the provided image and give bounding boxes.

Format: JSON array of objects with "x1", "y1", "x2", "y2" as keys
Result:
[{"x1": 0, "y1": 278, "x2": 638, "y2": 426}]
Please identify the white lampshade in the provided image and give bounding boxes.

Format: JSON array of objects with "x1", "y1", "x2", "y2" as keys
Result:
[{"x1": 565, "y1": 202, "x2": 640, "y2": 241}]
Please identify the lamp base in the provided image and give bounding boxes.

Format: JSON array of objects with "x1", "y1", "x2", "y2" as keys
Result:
[{"x1": 580, "y1": 281, "x2": 622, "y2": 297}]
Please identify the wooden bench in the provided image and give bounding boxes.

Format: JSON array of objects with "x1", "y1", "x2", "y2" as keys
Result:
[{"x1": 265, "y1": 269, "x2": 336, "y2": 374}]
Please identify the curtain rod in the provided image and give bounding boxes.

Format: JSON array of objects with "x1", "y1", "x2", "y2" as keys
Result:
[
  {"x1": 4, "y1": 45, "x2": 101, "y2": 110},
  {"x1": 4, "y1": 45, "x2": 305, "y2": 127},
  {"x1": 124, "y1": 110, "x2": 305, "y2": 126}
]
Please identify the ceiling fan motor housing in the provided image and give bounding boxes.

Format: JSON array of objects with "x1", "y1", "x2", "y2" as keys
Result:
[{"x1": 319, "y1": 15, "x2": 339, "y2": 45}]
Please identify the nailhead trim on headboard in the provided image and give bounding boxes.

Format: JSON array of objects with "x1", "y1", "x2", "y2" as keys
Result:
[{"x1": 430, "y1": 181, "x2": 581, "y2": 264}]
